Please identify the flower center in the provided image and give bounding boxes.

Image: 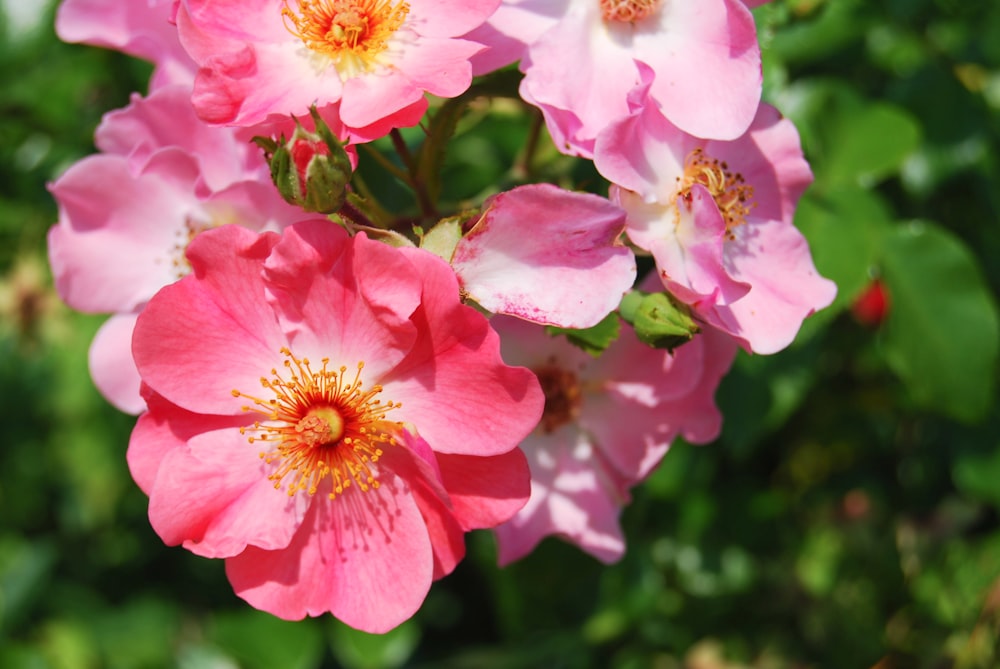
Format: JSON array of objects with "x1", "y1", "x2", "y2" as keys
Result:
[
  {"x1": 233, "y1": 347, "x2": 401, "y2": 498},
  {"x1": 677, "y1": 148, "x2": 755, "y2": 240},
  {"x1": 599, "y1": 0, "x2": 662, "y2": 23},
  {"x1": 281, "y1": 0, "x2": 409, "y2": 79},
  {"x1": 534, "y1": 362, "x2": 582, "y2": 433},
  {"x1": 170, "y1": 214, "x2": 234, "y2": 278}
]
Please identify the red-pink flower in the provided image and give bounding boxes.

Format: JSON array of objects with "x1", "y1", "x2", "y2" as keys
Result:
[
  {"x1": 127, "y1": 221, "x2": 541, "y2": 630},
  {"x1": 48, "y1": 85, "x2": 307, "y2": 413},
  {"x1": 451, "y1": 184, "x2": 636, "y2": 328},
  {"x1": 468, "y1": 0, "x2": 761, "y2": 156},
  {"x1": 56, "y1": 0, "x2": 196, "y2": 89},
  {"x1": 491, "y1": 315, "x2": 736, "y2": 564},
  {"x1": 595, "y1": 72, "x2": 836, "y2": 354},
  {"x1": 176, "y1": 0, "x2": 498, "y2": 137}
]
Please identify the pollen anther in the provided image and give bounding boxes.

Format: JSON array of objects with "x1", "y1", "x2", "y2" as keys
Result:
[
  {"x1": 599, "y1": 0, "x2": 663, "y2": 23},
  {"x1": 677, "y1": 148, "x2": 756, "y2": 240},
  {"x1": 281, "y1": 0, "x2": 409, "y2": 79},
  {"x1": 233, "y1": 348, "x2": 401, "y2": 499}
]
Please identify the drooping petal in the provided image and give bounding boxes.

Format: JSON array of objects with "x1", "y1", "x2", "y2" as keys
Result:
[{"x1": 452, "y1": 183, "x2": 635, "y2": 328}]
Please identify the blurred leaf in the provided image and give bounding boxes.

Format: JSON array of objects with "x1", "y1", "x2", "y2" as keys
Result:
[
  {"x1": 795, "y1": 185, "x2": 892, "y2": 319},
  {"x1": 89, "y1": 598, "x2": 179, "y2": 669},
  {"x1": 328, "y1": 618, "x2": 420, "y2": 669},
  {"x1": 880, "y1": 221, "x2": 999, "y2": 422},
  {"x1": 0, "y1": 536, "x2": 56, "y2": 634},
  {"x1": 822, "y1": 102, "x2": 921, "y2": 189},
  {"x1": 209, "y1": 609, "x2": 323, "y2": 669}
]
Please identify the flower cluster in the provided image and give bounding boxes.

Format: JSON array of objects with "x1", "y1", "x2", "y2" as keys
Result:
[{"x1": 49, "y1": 0, "x2": 835, "y2": 631}]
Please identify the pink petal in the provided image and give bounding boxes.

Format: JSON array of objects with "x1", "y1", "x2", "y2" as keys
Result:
[
  {"x1": 263, "y1": 225, "x2": 421, "y2": 380},
  {"x1": 132, "y1": 225, "x2": 287, "y2": 414},
  {"x1": 634, "y1": 0, "x2": 761, "y2": 140},
  {"x1": 381, "y1": 248, "x2": 544, "y2": 457},
  {"x1": 89, "y1": 312, "x2": 144, "y2": 415},
  {"x1": 226, "y1": 452, "x2": 434, "y2": 631},
  {"x1": 495, "y1": 430, "x2": 626, "y2": 565},
  {"x1": 436, "y1": 449, "x2": 531, "y2": 531},
  {"x1": 452, "y1": 183, "x2": 635, "y2": 328},
  {"x1": 147, "y1": 427, "x2": 309, "y2": 558}
]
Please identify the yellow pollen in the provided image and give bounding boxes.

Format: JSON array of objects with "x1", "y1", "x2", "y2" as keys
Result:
[
  {"x1": 677, "y1": 148, "x2": 756, "y2": 240},
  {"x1": 281, "y1": 0, "x2": 409, "y2": 78},
  {"x1": 600, "y1": 0, "x2": 662, "y2": 23},
  {"x1": 233, "y1": 348, "x2": 402, "y2": 499}
]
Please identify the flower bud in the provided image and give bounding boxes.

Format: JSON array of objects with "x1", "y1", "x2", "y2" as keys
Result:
[
  {"x1": 619, "y1": 290, "x2": 700, "y2": 350},
  {"x1": 253, "y1": 107, "x2": 352, "y2": 214}
]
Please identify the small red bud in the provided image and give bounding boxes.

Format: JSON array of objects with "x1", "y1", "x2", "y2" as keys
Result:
[{"x1": 851, "y1": 279, "x2": 890, "y2": 327}]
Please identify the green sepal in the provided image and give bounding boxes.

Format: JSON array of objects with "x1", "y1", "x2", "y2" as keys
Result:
[{"x1": 619, "y1": 290, "x2": 699, "y2": 351}]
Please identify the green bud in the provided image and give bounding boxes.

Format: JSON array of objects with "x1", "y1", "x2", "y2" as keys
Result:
[
  {"x1": 619, "y1": 290, "x2": 700, "y2": 351},
  {"x1": 253, "y1": 107, "x2": 353, "y2": 214}
]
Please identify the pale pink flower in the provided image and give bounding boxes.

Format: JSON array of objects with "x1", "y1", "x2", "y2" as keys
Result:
[
  {"x1": 176, "y1": 0, "x2": 498, "y2": 136},
  {"x1": 127, "y1": 222, "x2": 541, "y2": 630},
  {"x1": 48, "y1": 86, "x2": 307, "y2": 413},
  {"x1": 595, "y1": 72, "x2": 836, "y2": 354},
  {"x1": 491, "y1": 315, "x2": 736, "y2": 564},
  {"x1": 451, "y1": 184, "x2": 636, "y2": 328},
  {"x1": 469, "y1": 0, "x2": 761, "y2": 156},
  {"x1": 56, "y1": 0, "x2": 196, "y2": 89}
]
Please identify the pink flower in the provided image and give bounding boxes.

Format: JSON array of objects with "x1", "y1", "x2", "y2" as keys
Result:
[
  {"x1": 48, "y1": 85, "x2": 307, "y2": 413},
  {"x1": 491, "y1": 315, "x2": 736, "y2": 564},
  {"x1": 176, "y1": 0, "x2": 498, "y2": 136},
  {"x1": 595, "y1": 73, "x2": 836, "y2": 354},
  {"x1": 469, "y1": 0, "x2": 760, "y2": 156},
  {"x1": 451, "y1": 184, "x2": 636, "y2": 328},
  {"x1": 56, "y1": 0, "x2": 196, "y2": 89},
  {"x1": 127, "y1": 221, "x2": 541, "y2": 630}
]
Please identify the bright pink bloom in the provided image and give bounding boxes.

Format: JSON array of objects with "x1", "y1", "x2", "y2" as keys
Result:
[
  {"x1": 127, "y1": 222, "x2": 541, "y2": 630},
  {"x1": 469, "y1": 0, "x2": 760, "y2": 156},
  {"x1": 48, "y1": 85, "x2": 307, "y2": 413},
  {"x1": 451, "y1": 184, "x2": 636, "y2": 328},
  {"x1": 176, "y1": 0, "x2": 498, "y2": 137},
  {"x1": 491, "y1": 315, "x2": 736, "y2": 564},
  {"x1": 55, "y1": 0, "x2": 196, "y2": 89},
  {"x1": 595, "y1": 74, "x2": 836, "y2": 354}
]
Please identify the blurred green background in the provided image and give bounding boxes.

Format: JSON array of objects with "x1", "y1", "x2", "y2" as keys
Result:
[{"x1": 2, "y1": 0, "x2": 1000, "y2": 667}]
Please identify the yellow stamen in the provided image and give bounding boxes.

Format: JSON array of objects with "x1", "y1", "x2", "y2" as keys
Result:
[
  {"x1": 676, "y1": 148, "x2": 756, "y2": 240},
  {"x1": 281, "y1": 0, "x2": 409, "y2": 79},
  {"x1": 233, "y1": 348, "x2": 402, "y2": 499},
  {"x1": 599, "y1": 0, "x2": 662, "y2": 23}
]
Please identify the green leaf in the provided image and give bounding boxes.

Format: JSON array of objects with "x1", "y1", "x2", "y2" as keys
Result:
[
  {"x1": 794, "y1": 185, "x2": 892, "y2": 322},
  {"x1": 880, "y1": 221, "x2": 999, "y2": 422},
  {"x1": 328, "y1": 618, "x2": 420, "y2": 669},
  {"x1": 546, "y1": 311, "x2": 621, "y2": 356},
  {"x1": 822, "y1": 101, "x2": 921, "y2": 189},
  {"x1": 208, "y1": 609, "x2": 323, "y2": 669}
]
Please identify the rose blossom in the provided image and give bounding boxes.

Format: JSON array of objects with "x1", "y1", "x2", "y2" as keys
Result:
[
  {"x1": 491, "y1": 315, "x2": 736, "y2": 564},
  {"x1": 468, "y1": 0, "x2": 761, "y2": 156},
  {"x1": 595, "y1": 69, "x2": 836, "y2": 354},
  {"x1": 176, "y1": 0, "x2": 499, "y2": 138},
  {"x1": 127, "y1": 221, "x2": 542, "y2": 631}
]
